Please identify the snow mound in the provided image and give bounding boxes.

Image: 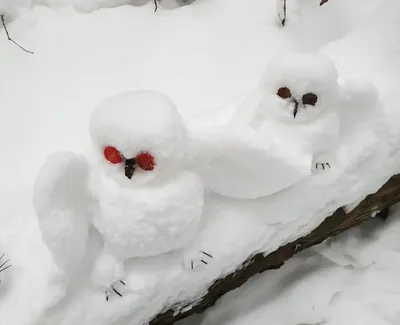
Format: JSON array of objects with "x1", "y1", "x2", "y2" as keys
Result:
[
  {"x1": 200, "y1": 210, "x2": 400, "y2": 325},
  {"x1": 39, "y1": 3, "x2": 400, "y2": 324},
  {"x1": 33, "y1": 0, "x2": 146, "y2": 13},
  {"x1": 190, "y1": 123, "x2": 312, "y2": 199},
  {"x1": 1, "y1": 1, "x2": 399, "y2": 325}
]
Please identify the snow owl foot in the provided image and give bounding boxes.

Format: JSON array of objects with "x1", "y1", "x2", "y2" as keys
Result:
[
  {"x1": 315, "y1": 162, "x2": 331, "y2": 170},
  {"x1": 0, "y1": 253, "x2": 11, "y2": 285},
  {"x1": 105, "y1": 280, "x2": 126, "y2": 302},
  {"x1": 312, "y1": 151, "x2": 335, "y2": 175},
  {"x1": 91, "y1": 251, "x2": 125, "y2": 301},
  {"x1": 183, "y1": 250, "x2": 213, "y2": 271}
]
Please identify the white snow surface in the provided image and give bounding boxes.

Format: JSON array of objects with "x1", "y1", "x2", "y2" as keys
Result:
[
  {"x1": 0, "y1": 1, "x2": 399, "y2": 325},
  {"x1": 190, "y1": 125, "x2": 312, "y2": 199},
  {"x1": 32, "y1": 151, "x2": 92, "y2": 307},
  {"x1": 197, "y1": 208, "x2": 400, "y2": 325}
]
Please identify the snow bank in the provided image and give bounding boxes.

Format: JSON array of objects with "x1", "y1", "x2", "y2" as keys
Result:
[
  {"x1": 31, "y1": 0, "x2": 193, "y2": 13},
  {"x1": 0, "y1": 0, "x2": 30, "y2": 19},
  {"x1": 0, "y1": 1, "x2": 397, "y2": 325},
  {"x1": 200, "y1": 208, "x2": 400, "y2": 325},
  {"x1": 38, "y1": 2, "x2": 400, "y2": 325},
  {"x1": 32, "y1": 0, "x2": 143, "y2": 13}
]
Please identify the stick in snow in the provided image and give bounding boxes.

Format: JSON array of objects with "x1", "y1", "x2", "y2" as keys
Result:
[
  {"x1": 277, "y1": 0, "x2": 287, "y2": 26},
  {"x1": 1, "y1": 14, "x2": 33, "y2": 54},
  {"x1": 154, "y1": 0, "x2": 160, "y2": 12}
]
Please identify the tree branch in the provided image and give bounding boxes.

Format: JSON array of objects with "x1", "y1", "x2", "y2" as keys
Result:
[
  {"x1": 1, "y1": 14, "x2": 33, "y2": 54},
  {"x1": 150, "y1": 174, "x2": 400, "y2": 325}
]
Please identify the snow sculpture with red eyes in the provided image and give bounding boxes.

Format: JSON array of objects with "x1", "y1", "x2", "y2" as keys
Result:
[{"x1": 33, "y1": 90, "x2": 207, "y2": 301}]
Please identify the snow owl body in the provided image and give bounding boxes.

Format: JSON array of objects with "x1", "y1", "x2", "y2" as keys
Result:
[
  {"x1": 88, "y1": 91, "x2": 204, "y2": 258},
  {"x1": 89, "y1": 168, "x2": 204, "y2": 258},
  {"x1": 88, "y1": 91, "x2": 204, "y2": 291}
]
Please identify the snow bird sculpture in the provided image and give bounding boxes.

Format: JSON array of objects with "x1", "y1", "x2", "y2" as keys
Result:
[
  {"x1": 33, "y1": 90, "x2": 210, "y2": 301},
  {"x1": 192, "y1": 0, "x2": 400, "y2": 200}
]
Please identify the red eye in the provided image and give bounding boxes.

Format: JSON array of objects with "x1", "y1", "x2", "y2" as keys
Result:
[
  {"x1": 136, "y1": 152, "x2": 156, "y2": 171},
  {"x1": 104, "y1": 146, "x2": 123, "y2": 164}
]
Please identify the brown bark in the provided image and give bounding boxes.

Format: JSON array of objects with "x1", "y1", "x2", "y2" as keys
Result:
[{"x1": 149, "y1": 174, "x2": 400, "y2": 325}]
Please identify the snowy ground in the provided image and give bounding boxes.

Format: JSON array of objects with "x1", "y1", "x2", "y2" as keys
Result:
[
  {"x1": 189, "y1": 207, "x2": 400, "y2": 325},
  {"x1": 0, "y1": 0, "x2": 397, "y2": 325}
]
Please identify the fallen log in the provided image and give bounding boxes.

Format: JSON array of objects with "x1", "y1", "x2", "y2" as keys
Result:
[{"x1": 150, "y1": 174, "x2": 400, "y2": 325}]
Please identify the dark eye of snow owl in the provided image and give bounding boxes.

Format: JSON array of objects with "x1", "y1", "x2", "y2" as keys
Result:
[
  {"x1": 302, "y1": 93, "x2": 318, "y2": 106},
  {"x1": 277, "y1": 87, "x2": 292, "y2": 99}
]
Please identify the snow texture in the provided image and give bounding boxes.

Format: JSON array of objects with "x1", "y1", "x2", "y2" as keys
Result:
[
  {"x1": 0, "y1": 1, "x2": 399, "y2": 325},
  {"x1": 32, "y1": 0, "x2": 190, "y2": 12},
  {"x1": 190, "y1": 123, "x2": 312, "y2": 199},
  {"x1": 0, "y1": 0, "x2": 26, "y2": 19},
  {"x1": 198, "y1": 208, "x2": 400, "y2": 325},
  {"x1": 33, "y1": 152, "x2": 92, "y2": 306}
]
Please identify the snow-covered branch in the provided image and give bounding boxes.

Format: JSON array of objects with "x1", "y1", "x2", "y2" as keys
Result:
[{"x1": 149, "y1": 174, "x2": 400, "y2": 325}]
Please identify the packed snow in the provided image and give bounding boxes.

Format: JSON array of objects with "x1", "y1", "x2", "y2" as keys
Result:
[
  {"x1": 88, "y1": 91, "x2": 204, "y2": 293},
  {"x1": 0, "y1": 1, "x2": 399, "y2": 325},
  {"x1": 194, "y1": 207, "x2": 400, "y2": 325}
]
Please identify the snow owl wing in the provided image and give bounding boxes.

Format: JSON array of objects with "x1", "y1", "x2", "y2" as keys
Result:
[
  {"x1": 189, "y1": 125, "x2": 312, "y2": 199},
  {"x1": 33, "y1": 151, "x2": 94, "y2": 276}
]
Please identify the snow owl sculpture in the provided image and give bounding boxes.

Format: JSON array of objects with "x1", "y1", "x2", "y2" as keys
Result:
[
  {"x1": 189, "y1": 53, "x2": 343, "y2": 200},
  {"x1": 33, "y1": 90, "x2": 207, "y2": 301},
  {"x1": 254, "y1": 52, "x2": 342, "y2": 171},
  {"x1": 192, "y1": 0, "x2": 400, "y2": 201}
]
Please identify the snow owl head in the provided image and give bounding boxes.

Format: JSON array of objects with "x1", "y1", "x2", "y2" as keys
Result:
[
  {"x1": 89, "y1": 90, "x2": 188, "y2": 185},
  {"x1": 259, "y1": 52, "x2": 339, "y2": 122}
]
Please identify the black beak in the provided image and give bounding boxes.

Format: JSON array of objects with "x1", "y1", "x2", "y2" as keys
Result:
[
  {"x1": 292, "y1": 99, "x2": 299, "y2": 119},
  {"x1": 125, "y1": 158, "x2": 136, "y2": 179}
]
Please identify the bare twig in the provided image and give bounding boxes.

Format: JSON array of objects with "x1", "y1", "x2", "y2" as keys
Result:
[
  {"x1": 282, "y1": 0, "x2": 287, "y2": 26},
  {"x1": 1, "y1": 14, "x2": 33, "y2": 54},
  {"x1": 277, "y1": 0, "x2": 287, "y2": 27},
  {"x1": 153, "y1": 0, "x2": 160, "y2": 12}
]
